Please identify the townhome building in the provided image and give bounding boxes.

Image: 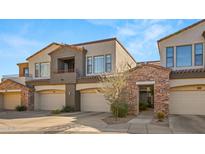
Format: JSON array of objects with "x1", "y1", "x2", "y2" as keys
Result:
[
  {"x1": 1, "y1": 19, "x2": 205, "y2": 116},
  {"x1": 0, "y1": 38, "x2": 136, "y2": 112}
]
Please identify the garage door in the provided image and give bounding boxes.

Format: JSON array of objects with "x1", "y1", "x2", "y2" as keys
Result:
[
  {"x1": 39, "y1": 91, "x2": 65, "y2": 110},
  {"x1": 170, "y1": 91, "x2": 205, "y2": 115},
  {"x1": 81, "y1": 93, "x2": 110, "y2": 112},
  {"x1": 4, "y1": 92, "x2": 21, "y2": 110}
]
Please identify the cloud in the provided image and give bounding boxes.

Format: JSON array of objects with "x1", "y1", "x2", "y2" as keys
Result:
[
  {"x1": 0, "y1": 34, "x2": 39, "y2": 47},
  {"x1": 144, "y1": 24, "x2": 171, "y2": 41},
  {"x1": 114, "y1": 20, "x2": 173, "y2": 61},
  {"x1": 116, "y1": 25, "x2": 137, "y2": 37}
]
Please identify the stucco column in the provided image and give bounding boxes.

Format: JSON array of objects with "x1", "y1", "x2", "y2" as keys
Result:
[{"x1": 66, "y1": 84, "x2": 80, "y2": 110}]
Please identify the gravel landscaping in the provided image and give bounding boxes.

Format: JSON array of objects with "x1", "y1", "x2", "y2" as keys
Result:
[{"x1": 102, "y1": 115, "x2": 136, "y2": 124}]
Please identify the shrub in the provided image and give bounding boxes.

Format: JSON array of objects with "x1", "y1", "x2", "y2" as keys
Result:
[
  {"x1": 111, "y1": 102, "x2": 128, "y2": 118},
  {"x1": 61, "y1": 106, "x2": 75, "y2": 113},
  {"x1": 51, "y1": 109, "x2": 61, "y2": 114},
  {"x1": 15, "y1": 105, "x2": 27, "y2": 111},
  {"x1": 157, "y1": 111, "x2": 165, "y2": 122},
  {"x1": 139, "y1": 102, "x2": 149, "y2": 111}
]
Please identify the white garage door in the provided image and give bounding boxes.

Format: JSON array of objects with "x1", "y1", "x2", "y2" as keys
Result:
[
  {"x1": 81, "y1": 93, "x2": 110, "y2": 112},
  {"x1": 170, "y1": 91, "x2": 205, "y2": 115},
  {"x1": 4, "y1": 92, "x2": 21, "y2": 110},
  {"x1": 39, "y1": 91, "x2": 65, "y2": 110}
]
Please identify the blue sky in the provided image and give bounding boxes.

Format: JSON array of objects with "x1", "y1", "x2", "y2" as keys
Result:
[{"x1": 0, "y1": 19, "x2": 199, "y2": 77}]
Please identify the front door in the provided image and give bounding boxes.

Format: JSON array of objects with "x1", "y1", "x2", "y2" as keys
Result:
[{"x1": 139, "y1": 85, "x2": 154, "y2": 108}]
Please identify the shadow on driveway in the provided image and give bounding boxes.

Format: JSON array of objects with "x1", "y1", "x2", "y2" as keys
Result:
[
  {"x1": 0, "y1": 111, "x2": 51, "y2": 119},
  {"x1": 169, "y1": 114, "x2": 205, "y2": 134}
]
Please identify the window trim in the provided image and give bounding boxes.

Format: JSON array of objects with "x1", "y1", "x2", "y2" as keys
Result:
[
  {"x1": 194, "y1": 43, "x2": 203, "y2": 66},
  {"x1": 105, "y1": 54, "x2": 112, "y2": 73},
  {"x1": 176, "y1": 44, "x2": 192, "y2": 67},
  {"x1": 166, "y1": 46, "x2": 174, "y2": 68}
]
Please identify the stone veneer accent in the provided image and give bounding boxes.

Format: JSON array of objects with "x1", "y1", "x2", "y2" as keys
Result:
[
  {"x1": 127, "y1": 64, "x2": 171, "y2": 116},
  {"x1": 0, "y1": 79, "x2": 34, "y2": 110}
]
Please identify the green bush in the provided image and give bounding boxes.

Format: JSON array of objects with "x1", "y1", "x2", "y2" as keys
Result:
[
  {"x1": 51, "y1": 109, "x2": 61, "y2": 114},
  {"x1": 15, "y1": 105, "x2": 27, "y2": 111},
  {"x1": 61, "y1": 106, "x2": 75, "y2": 113},
  {"x1": 157, "y1": 111, "x2": 165, "y2": 122},
  {"x1": 111, "y1": 102, "x2": 128, "y2": 118},
  {"x1": 139, "y1": 102, "x2": 149, "y2": 111}
]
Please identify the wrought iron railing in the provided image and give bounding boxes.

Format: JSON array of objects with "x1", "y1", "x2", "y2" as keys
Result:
[{"x1": 55, "y1": 68, "x2": 75, "y2": 73}]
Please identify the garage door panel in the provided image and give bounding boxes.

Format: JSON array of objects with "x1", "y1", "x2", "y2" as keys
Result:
[
  {"x1": 81, "y1": 93, "x2": 110, "y2": 112},
  {"x1": 39, "y1": 93, "x2": 65, "y2": 110},
  {"x1": 170, "y1": 91, "x2": 205, "y2": 115},
  {"x1": 4, "y1": 92, "x2": 21, "y2": 110}
]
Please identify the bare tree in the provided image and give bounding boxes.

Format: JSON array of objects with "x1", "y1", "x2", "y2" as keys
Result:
[{"x1": 98, "y1": 63, "x2": 131, "y2": 119}]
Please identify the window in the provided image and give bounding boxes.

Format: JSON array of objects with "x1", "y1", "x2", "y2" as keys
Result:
[
  {"x1": 93, "y1": 55, "x2": 104, "y2": 74},
  {"x1": 166, "y1": 47, "x2": 174, "y2": 67},
  {"x1": 195, "y1": 43, "x2": 203, "y2": 66},
  {"x1": 87, "y1": 57, "x2": 92, "y2": 74},
  {"x1": 40, "y1": 63, "x2": 50, "y2": 77},
  {"x1": 176, "y1": 45, "x2": 192, "y2": 67},
  {"x1": 35, "y1": 62, "x2": 50, "y2": 78},
  {"x1": 23, "y1": 67, "x2": 29, "y2": 77},
  {"x1": 105, "y1": 54, "x2": 112, "y2": 72}
]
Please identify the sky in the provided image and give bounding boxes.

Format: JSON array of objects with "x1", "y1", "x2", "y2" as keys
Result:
[{"x1": 0, "y1": 19, "x2": 199, "y2": 78}]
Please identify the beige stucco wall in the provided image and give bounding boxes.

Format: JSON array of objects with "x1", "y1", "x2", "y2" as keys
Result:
[
  {"x1": 115, "y1": 41, "x2": 136, "y2": 71},
  {"x1": 28, "y1": 44, "x2": 60, "y2": 79},
  {"x1": 76, "y1": 40, "x2": 116, "y2": 75},
  {"x1": 159, "y1": 21, "x2": 205, "y2": 70},
  {"x1": 170, "y1": 78, "x2": 205, "y2": 88}
]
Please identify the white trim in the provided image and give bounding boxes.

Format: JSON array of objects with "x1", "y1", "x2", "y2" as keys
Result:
[
  {"x1": 0, "y1": 89, "x2": 21, "y2": 93},
  {"x1": 136, "y1": 81, "x2": 155, "y2": 85}
]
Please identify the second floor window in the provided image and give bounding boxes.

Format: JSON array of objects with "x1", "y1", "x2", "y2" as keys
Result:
[
  {"x1": 87, "y1": 57, "x2": 92, "y2": 74},
  {"x1": 93, "y1": 55, "x2": 104, "y2": 74},
  {"x1": 176, "y1": 45, "x2": 192, "y2": 67},
  {"x1": 166, "y1": 47, "x2": 174, "y2": 67},
  {"x1": 105, "y1": 54, "x2": 112, "y2": 72},
  {"x1": 35, "y1": 62, "x2": 50, "y2": 78},
  {"x1": 195, "y1": 43, "x2": 203, "y2": 66},
  {"x1": 23, "y1": 67, "x2": 29, "y2": 77}
]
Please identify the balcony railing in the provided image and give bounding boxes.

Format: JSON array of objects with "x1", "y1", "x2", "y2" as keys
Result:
[{"x1": 55, "y1": 68, "x2": 75, "y2": 74}]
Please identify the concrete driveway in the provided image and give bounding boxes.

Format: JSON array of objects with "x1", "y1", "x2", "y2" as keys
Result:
[
  {"x1": 0, "y1": 111, "x2": 204, "y2": 134},
  {"x1": 169, "y1": 115, "x2": 205, "y2": 133},
  {"x1": 0, "y1": 110, "x2": 172, "y2": 134}
]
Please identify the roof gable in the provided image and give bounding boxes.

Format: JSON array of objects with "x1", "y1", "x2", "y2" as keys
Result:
[
  {"x1": 129, "y1": 63, "x2": 171, "y2": 72},
  {"x1": 48, "y1": 44, "x2": 85, "y2": 55},
  {"x1": 26, "y1": 42, "x2": 61, "y2": 60},
  {"x1": 158, "y1": 19, "x2": 205, "y2": 43}
]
